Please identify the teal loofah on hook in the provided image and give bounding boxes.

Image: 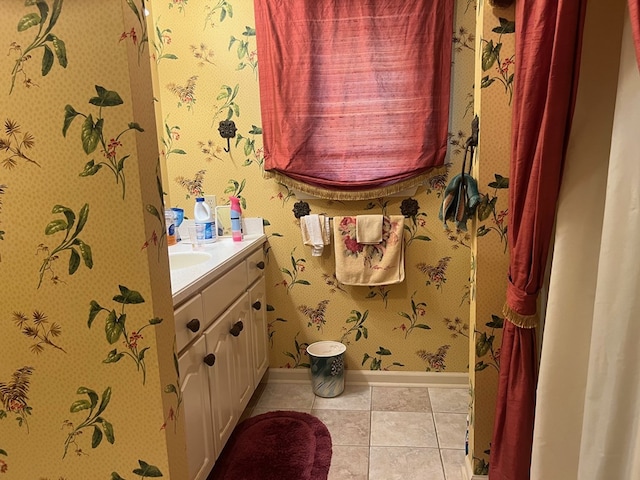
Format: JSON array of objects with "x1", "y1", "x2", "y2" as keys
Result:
[
  {"x1": 439, "y1": 115, "x2": 480, "y2": 232},
  {"x1": 439, "y1": 173, "x2": 481, "y2": 232}
]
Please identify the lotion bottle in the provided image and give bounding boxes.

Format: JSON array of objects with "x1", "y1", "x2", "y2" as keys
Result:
[{"x1": 229, "y1": 196, "x2": 243, "y2": 242}]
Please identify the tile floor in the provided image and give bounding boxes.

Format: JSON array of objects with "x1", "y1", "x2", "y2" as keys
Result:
[{"x1": 240, "y1": 382, "x2": 469, "y2": 480}]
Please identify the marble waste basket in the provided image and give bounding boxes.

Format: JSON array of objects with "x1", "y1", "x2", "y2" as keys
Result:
[{"x1": 307, "y1": 341, "x2": 346, "y2": 398}]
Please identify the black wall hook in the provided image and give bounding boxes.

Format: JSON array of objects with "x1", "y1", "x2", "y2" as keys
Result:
[{"x1": 218, "y1": 120, "x2": 237, "y2": 152}]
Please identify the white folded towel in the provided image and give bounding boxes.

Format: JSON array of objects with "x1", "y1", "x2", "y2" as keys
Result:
[
  {"x1": 356, "y1": 215, "x2": 383, "y2": 244},
  {"x1": 301, "y1": 214, "x2": 330, "y2": 256}
]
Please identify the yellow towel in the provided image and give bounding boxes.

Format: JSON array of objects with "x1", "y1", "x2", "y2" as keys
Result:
[
  {"x1": 356, "y1": 215, "x2": 383, "y2": 244},
  {"x1": 333, "y1": 215, "x2": 405, "y2": 286},
  {"x1": 300, "y1": 214, "x2": 331, "y2": 256}
]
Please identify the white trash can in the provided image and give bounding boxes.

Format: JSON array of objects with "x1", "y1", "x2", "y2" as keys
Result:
[{"x1": 307, "y1": 341, "x2": 346, "y2": 398}]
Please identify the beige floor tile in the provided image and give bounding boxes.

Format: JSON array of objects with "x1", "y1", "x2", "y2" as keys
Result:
[
  {"x1": 311, "y1": 409, "x2": 370, "y2": 446},
  {"x1": 433, "y1": 413, "x2": 467, "y2": 449},
  {"x1": 440, "y1": 449, "x2": 466, "y2": 480},
  {"x1": 312, "y1": 384, "x2": 372, "y2": 411},
  {"x1": 369, "y1": 446, "x2": 445, "y2": 480},
  {"x1": 253, "y1": 382, "x2": 316, "y2": 410},
  {"x1": 428, "y1": 388, "x2": 469, "y2": 414},
  {"x1": 249, "y1": 407, "x2": 311, "y2": 418},
  {"x1": 370, "y1": 411, "x2": 438, "y2": 448},
  {"x1": 371, "y1": 386, "x2": 432, "y2": 412},
  {"x1": 328, "y1": 445, "x2": 369, "y2": 480},
  {"x1": 239, "y1": 382, "x2": 470, "y2": 480}
]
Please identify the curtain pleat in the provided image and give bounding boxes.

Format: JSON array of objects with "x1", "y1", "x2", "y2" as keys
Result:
[{"x1": 490, "y1": 324, "x2": 538, "y2": 479}]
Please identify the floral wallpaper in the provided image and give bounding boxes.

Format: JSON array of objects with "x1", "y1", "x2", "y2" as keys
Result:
[
  {"x1": 469, "y1": 2, "x2": 515, "y2": 474},
  {"x1": 0, "y1": 1, "x2": 187, "y2": 478}
]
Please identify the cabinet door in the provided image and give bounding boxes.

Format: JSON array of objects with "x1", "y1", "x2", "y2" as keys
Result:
[
  {"x1": 204, "y1": 293, "x2": 253, "y2": 452},
  {"x1": 178, "y1": 336, "x2": 216, "y2": 480},
  {"x1": 248, "y1": 276, "x2": 268, "y2": 388},
  {"x1": 229, "y1": 292, "x2": 253, "y2": 414},
  {"x1": 203, "y1": 304, "x2": 238, "y2": 452}
]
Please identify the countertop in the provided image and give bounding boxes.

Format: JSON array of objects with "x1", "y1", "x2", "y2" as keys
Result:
[{"x1": 169, "y1": 233, "x2": 266, "y2": 307}]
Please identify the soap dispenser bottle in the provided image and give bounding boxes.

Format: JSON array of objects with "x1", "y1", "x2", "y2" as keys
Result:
[{"x1": 229, "y1": 196, "x2": 243, "y2": 242}]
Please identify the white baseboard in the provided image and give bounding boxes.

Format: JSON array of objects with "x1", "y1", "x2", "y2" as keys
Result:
[
  {"x1": 461, "y1": 456, "x2": 488, "y2": 480},
  {"x1": 264, "y1": 367, "x2": 468, "y2": 388}
]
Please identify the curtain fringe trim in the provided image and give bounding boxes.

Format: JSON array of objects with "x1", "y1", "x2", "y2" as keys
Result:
[
  {"x1": 502, "y1": 303, "x2": 538, "y2": 329},
  {"x1": 263, "y1": 166, "x2": 448, "y2": 201}
]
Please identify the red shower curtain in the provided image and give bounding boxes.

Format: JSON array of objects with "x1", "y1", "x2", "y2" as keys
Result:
[{"x1": 489, "y1": 1, "x2": 587, "y2": 479}]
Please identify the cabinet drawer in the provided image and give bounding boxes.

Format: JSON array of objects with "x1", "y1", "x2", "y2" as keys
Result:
[
  {"x1": 246, "y1": 247, "x2": 266, "y2": 285},
  {"x1": 201, "y1": 262, "x2": 247, "y2": 326},
  {"x1": 175, "y1": 294, "x2": 204, "y2": 353}
]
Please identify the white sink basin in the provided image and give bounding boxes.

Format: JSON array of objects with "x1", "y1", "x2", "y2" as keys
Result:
[{"x1": 169, "y1": 251, "x2": 212, "y2": 270}]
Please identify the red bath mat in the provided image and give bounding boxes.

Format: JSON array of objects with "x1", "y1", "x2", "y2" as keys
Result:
[{"x1": 208, "y1": 410, "x2": 332, "y2": 480}]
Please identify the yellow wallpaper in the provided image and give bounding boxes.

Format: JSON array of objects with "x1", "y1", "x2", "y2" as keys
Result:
[
  {"x1": 0, "y1": 1, "x2": 186, "y2": 478},
  {"x1": 152, "y1": 0, "x2": 476, "y2": 374},
  {"x1": 469, "y1": 1, "x2": 515, "y2": 474}
]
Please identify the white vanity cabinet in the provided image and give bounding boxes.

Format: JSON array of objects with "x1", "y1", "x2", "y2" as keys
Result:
[{"x1": 172, "y1": 237, "x2": 267, "y2": 480}]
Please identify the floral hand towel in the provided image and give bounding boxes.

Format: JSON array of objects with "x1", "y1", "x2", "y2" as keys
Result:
[{"x1": 333, "y1": 215, "x2": 405, "y2": 286}]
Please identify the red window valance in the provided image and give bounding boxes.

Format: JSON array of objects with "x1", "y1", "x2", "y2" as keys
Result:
[{"x1": 254, "y1": 0, "x2": 454, "y2": 200}]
